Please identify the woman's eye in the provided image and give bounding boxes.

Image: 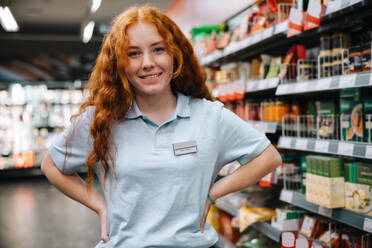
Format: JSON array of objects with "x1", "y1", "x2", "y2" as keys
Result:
[
  {"x1": 154, "y1": 47, "x2": 165, "y2": 53},
  {"x1": 128, "y1": 51, "x2": 140, "y2": 57}
]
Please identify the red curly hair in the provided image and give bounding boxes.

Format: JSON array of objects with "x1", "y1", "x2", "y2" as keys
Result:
[{"x1": 71, "y1": 6, "x2": 213, "y2": 189}]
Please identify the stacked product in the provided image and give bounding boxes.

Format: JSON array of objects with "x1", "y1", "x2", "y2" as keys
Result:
[
  {"x1": 271, "y1": 207, "x2": 306, "y2": 231},
  {"x1": 344, "y1": 161, "x2": 372, "y2": 216},
  {"x1": 306, "y1": 155, "x2": 345, "y2": 208}
]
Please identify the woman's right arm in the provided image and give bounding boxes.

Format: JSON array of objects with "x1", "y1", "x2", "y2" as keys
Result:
[{"x1": 41, "y1": 152, "x2": 109, "y2": 242}]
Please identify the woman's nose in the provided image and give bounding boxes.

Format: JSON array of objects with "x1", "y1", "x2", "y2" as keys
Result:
[{"x1": 142, "y1": 52, "x2": 155, "y2": 71}]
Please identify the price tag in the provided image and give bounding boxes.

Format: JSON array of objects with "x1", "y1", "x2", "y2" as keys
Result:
[
  {"x1": 350, "y1": 0, "x2": 362, "y2": 6},
  {"x1": 276, "y1": 84, "x2": 289, "y2": 95},
  {"x1": 363, "y1": 218, "x2": 372, "y2": 233},
  {"x1": 338, "y1": 142, "x2": 354, "y2": 156},
  {"x1": 252, "y1": 33, "x2": 262, "y2": 44},
  {"x1": 241, "y1": 37, "x2": 252, "y2": 49},
  {"x1": 258, "y1": 80, "x2": 268, "y2": 90},
  {"x1": 246, "y1": 82, "x2": 254, "y2": 91},
  {"x1": 315, "y1": 140, "x2": 329, "y2": 153},
  {"x1": 296, "y1": 82, "x2": 308, "y2": 93},
  {"x1": 268, "y1": 78, "x2": 279, "y2": 88},
  {"x1": 318, "y1": 206, "x2": 332, "y2": 218},
  {"x1": 316, "y1": 78, "x2": 332, "y2": 91},
  {"x1": 261, "y1": 122, "x2": 269, "y2": 133},
  {"x1": 275, "y1": 20, "x2": 288, "y2": 34},
  {"x1": 365, "y1": 145, "x2": 372, "y2": 159},
  {"x1": 262, "y1": 27, "x2": 273, "y2": 39},
  {"x1": 279, "y1": 137, "x2": 292, "y2": 148},
  {"x1": 295, "y1": 138, "x2": 308, "y2": 150},
  {"x1": 326, "y1": 0, "x2": 342, "y2": 15},
  {"x1": 280, "y1": 189, "x2": 294, "y2": 203},
  {"x1": 339, "y1": 74, "x2": 356, "y2": 88}
]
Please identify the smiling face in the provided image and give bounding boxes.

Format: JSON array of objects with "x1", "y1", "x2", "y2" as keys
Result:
[{"x1": 124, "y1": 22, "x2": 174, "y2": 100}]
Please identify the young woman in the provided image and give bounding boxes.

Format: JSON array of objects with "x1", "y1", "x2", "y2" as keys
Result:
[{"x1": 41, "y1": 6, "x2": 282, "y2": 248}]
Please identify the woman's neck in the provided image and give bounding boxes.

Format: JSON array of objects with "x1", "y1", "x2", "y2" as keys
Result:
[{"x1": 134, "y1": 90, "x2": 177, "y2": 125}]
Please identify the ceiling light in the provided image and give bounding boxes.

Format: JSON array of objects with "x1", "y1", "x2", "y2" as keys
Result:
[
  {"x1": 90, "y1": 0, "x2": 102, "y2": 13},
  {"x1": 0, "y1": 6, "x2": 19, "y2": 32},
  {"x1": 82, "y1": 21, "x2": 95, "y2": 43}
]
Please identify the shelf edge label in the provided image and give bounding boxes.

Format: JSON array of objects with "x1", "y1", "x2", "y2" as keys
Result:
[
  {"x1": 280, "y1": 189, "x2": 294, "y2": 203},
  {"x1": 337, "y1": 142, "x2": 354, "y2": 156},
  {"x1": 363, "y1": 218, "x2": 372, "y2": 233},
  {"x1": 315, "y1": 140, "x2": 329, "y2": 153}
]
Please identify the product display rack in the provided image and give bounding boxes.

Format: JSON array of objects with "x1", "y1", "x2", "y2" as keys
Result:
[
  {"x1": 0, "y1": 81, "x2": 86, "y2": 176},
  {"x1": 0, "y1": 80, "x2": 86, "y2": 91},
  {"x1": 276, "y1": 71, "x2": 372, "y2": 95},
  {"x1": 278, "y1": 136, "x2": 372, "y2": 160},
  {"x1": 279, "y1": 189, "x2": 372, "y2": 234},
  {"x1": 201, "y1": 0, "x2": 370, "y2": 67},
  {"x1": 246, "y1": 121, "x2": 278, "y2": 134},
  {"x1": 215, "y1": 199, "x2": 282, "y2": 243},
  {"x1": 200, "y1": 0, "x2": 372, "y2": 246}
]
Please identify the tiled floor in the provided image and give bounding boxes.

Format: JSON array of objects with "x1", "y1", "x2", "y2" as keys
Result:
[{"x1": 0, "y1": 176, "x2": 101, "y2": 248}]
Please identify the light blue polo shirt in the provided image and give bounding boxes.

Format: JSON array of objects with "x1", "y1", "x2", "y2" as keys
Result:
[{"x1": 48, "y1": 92, "x2": 270, "y2": 248}]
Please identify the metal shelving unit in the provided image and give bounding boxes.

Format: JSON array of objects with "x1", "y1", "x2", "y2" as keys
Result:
[
  {"x1": 278, "y1": 136, "x2": 372, "y2": 160},
  {"x1": 247, "y1": 121, "x2": 278, "y2": 134},
  {"x1": 279, "y1": 189, "x2": 372, "y2": 234},
  {"x1": 276, "y1": 71, "x2": 372, "y2": 96}
]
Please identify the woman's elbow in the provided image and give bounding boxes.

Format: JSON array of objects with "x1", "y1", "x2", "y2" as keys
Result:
[
  {"x1": 41, "y1": 153, "x2": 53, "y2": 175},
  {"x1": 269, "y1": 145, "x2": 282, "y2": 168}
]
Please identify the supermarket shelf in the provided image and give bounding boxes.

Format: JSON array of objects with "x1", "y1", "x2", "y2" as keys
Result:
[
  {"x1": 0, "y1": 80, "x2": 86, "y2": 90},
  {"x1": 247, "y1": 121, "x2": 278, "y2": 134},
  {"x1": 246, "y1": 78, "x2": 279, "y2": 93},
  {"x1": 0, "y1": 164, "x2": 87, "y2": 178},
  {"x1": 216, "y1": 233, "x2": 237, "y2": 248},
  {"x1": 278, "y1": 136, "x2": 372, "y2": 160},
  {"x1": 279, "y1": 189, "x2": 372, "y2": 234},
  {"x1": 251, "y1": 222, "x2": 281, "y2": 243},
  {"x1": 276, "y1": 72, "x2": 372, "y2": 96},
  {"x1": 216, "y1": 199, "x2": 239, "y2": 217},
  {"x1": 216, "y1": 200, "x2": 281, "y2": 243},
  {"x1": 200, "y1": 21, "x2": 288, "y2": 66}
]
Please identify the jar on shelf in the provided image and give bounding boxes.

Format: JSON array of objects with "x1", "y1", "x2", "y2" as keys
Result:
[
  {"x1": 349, "y1": 45, "x2": 363, "y2": 73},
  {"x1": 362, "y1": 42, "x2": 371, "y2": 72}
]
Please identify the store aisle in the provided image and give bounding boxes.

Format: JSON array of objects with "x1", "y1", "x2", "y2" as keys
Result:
[{"x1": 0, "y1": 177, "x2": 101, "y2": 248}]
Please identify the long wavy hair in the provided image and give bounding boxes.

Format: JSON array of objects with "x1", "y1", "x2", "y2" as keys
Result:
[{"x1": 71, "y1": 6, "x2": 213, "y2": 190}]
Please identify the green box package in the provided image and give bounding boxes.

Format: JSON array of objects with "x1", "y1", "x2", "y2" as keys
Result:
[
  {"x1": 306, "y1": 155, "x2": 343, "y2": 177},
  {"x1": 345, "y1": 162, "x2": 372, "y2": 186},
  {"x1": 340, "y1": 99, "x2": 363, "y2": 142},
  {"x1": 316, "y1": 101, "x2": 338, "y2": 139},
  {"x1": 364, "y1": 97, "x2": 372, "y2": 143}
]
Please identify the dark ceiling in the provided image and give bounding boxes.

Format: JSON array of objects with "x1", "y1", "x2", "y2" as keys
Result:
[{"x1": 0, "y1": 0, "x2": 174, "y2": 55}]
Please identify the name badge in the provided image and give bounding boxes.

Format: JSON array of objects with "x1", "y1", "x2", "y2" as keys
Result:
[{"x1": 172, "y1": 140, "x2": 197, "y2": 156}]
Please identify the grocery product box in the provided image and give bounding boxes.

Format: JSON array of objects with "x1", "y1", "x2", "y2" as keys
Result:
[
  {"x1": 306, "y1": 173, "x2": 345, "y2": 208},
  {"x1": 340, "y1": 99, "x2": 363, "y2": 142},
  {"x1": 306, "y1": 155, "x2": 343, "y2": 177},
  {"x1": 271, "y1": 208, "x2": 305, "y2": 231},
  {"x1": 316, "y1": 101, "x2": 338, "y2": 139},
  {"x1": 363, "y1": 97, "x2": 372, "y2": 143},
  {"x1": 344, "y1": 162, "x2": 372, "y2": 186},
  {"x1": 345, "y1": 182, "x2": 372, "y2": 216}
]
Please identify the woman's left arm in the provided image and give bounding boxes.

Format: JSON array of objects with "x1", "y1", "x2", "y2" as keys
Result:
[{"x1": 200, "y1": 144, "x2": 282, "y2": 232}]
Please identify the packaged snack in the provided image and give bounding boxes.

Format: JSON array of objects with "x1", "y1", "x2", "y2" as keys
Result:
[{"x1": 299, "y1": 215, "x2": 317, "y2": 238}]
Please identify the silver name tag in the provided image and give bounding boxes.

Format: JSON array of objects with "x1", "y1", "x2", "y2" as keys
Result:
[{"x1": 172, "y1": 140, "x2": 197, "y2": 156}]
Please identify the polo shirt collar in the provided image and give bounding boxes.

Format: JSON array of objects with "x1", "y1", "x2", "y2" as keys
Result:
[{"x1": 126, "y1": 92, "x2": 190, "y2": 120}]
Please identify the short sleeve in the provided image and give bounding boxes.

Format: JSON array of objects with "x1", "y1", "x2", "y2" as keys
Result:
[
  {"x1": 216, "y1": 107, "x2": 271, "y2": 171},
  {"x1": 48, "y1": 106, "x2": 94, "y2": 174}
]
